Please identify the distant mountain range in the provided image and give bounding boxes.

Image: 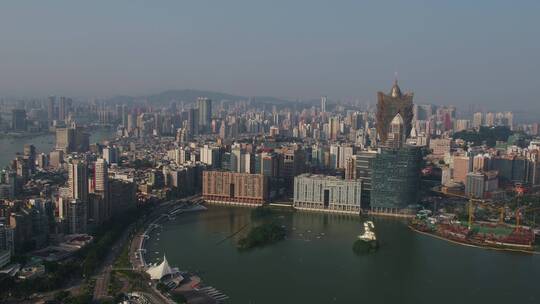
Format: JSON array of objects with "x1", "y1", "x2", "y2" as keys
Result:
[{"x1": 106, "y1": 89, "x2": 310, "y2": 106}]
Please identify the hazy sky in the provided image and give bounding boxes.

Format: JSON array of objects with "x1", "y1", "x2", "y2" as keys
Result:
[{"x1": 1, "y1": 0, "x2": 539, "y2": 110}]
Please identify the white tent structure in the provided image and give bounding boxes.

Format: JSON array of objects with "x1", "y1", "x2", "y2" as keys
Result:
[{"x1": 146, "y1": 255, "x2": 180, "y2": 281}]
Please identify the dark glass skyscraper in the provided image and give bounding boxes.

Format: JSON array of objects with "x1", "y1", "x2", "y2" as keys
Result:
[
  {"x1": 371, "y1": 146, "x2": 422, "y2": 213},
  {"x1": 11, "y1": 109, "x2": 27, "y2": 131},
  {"x1": 197, "y1": 97, "x2": 212, "y2": 132},
  {"x1": 47, "y1": 96, "x2": 55, "y2": 122}
]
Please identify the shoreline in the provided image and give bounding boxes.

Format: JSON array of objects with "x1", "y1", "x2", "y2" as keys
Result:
[
  {"x1": 204, "y1": 199, "x2": 415, "y2": 219},
  {"x1": 408, "y1": 225, "x2": 539, "y2": 255},
  {"x1": 133, "y1": 200, "x2": 231, "y2": 303},
  {"x1": 137, "y1": 201, "x2": 206, "y2": 268},
  {"x1": 0, "y1": 131, "x2": 51, "y2": 139}
]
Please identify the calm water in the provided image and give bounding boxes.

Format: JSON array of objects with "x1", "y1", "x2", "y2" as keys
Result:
[
  {"x1": 0, "y1": 128, "x2": 115, "y2": 167},
  {"x1": 146, "y1": 206, "x2": 540, "y2": 304}
]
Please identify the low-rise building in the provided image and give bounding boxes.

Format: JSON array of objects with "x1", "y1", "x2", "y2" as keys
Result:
[{"x1": 293, "y1": 174, "x2": 362, "y2": 214}]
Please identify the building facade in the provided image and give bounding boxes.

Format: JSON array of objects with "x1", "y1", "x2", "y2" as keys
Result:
[
  {"x1": 68, "y1": 160, "x2": 89, "y2": 203},
  {"x1": 202, "y1": 171, "x2": 268, "y2": 205},
  {"x1": 371, "y1": 147, "x2": 422, "y2": 213},
  {"x1": 197, "y1": 97, "x2": 212, "y2": 132},
  {"x1": 294, "y1": 174, "x2": 362, "y2": 213},
  {"x1": 466, "y1": 171, "x2": 499, "y2": 199},
  {"x1": 376, "y1": 80, "x2": 414, "y2": 144}
]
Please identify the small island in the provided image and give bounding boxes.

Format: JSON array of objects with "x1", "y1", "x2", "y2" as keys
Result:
[
  {"x1": 352, "y1": 239, "x2": 379, "y2": 255},
  {"x1": 353, "y1": 221, "x2": 379, "y2": 255},
  {"x1": 238, "y1": 222, "x2": 287, "y2": 250}
]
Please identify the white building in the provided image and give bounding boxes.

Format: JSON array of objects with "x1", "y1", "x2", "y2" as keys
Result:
[
  {"x1": 294, "y1": 174, "x2": 362, "y2": 213},
  {"x1": 146, "y1": 255, "x2": 182, "y2": 281}
]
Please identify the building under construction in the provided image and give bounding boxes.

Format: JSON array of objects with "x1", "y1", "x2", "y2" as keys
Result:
[{"x1": 410, "y1": 215, "x2": 534, "y2": 251}]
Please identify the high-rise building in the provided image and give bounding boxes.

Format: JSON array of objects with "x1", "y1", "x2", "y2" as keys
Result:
[
  {"x1": 109, "y1": 178, "x2": 137, "y2": 213},
  {"x1": 354, "y1": 151, "x2": 377, "y2": 207},
  {"x1": 56, "y1": 126, "x2": 89, "y2": 153},
  {"x1": 485, "y1": 112, "x2": 495, "y2": 127},
  {"x1": 47, "y1": 96, "x2": 56, "y2": 122},
  {"x1": 371, "y1": 147, "x2": 422, "y2": 213},
  {"x1": 321, "y1": 96, "x2": 327, "y2": 113},
  {"x1": 197, "y1": 97, "x2": 212, "y2": 132},
  {"x1": 0, "y1": 224, "x2": 14, "y2": 256},
  {"x1": 49, "y1": 150, "x2": 64, "y2": 168},
  {"x1": 15, "y1": 157, "x2": 30, "y2": 182},
  {"x1": 36, "y1": 153, "x2": 48, "y2": 169},
  {"x1": 200, "y1": 145, "x2": 221, "y2": 168},
  {"x1": 56, "y1": 127, "x2": 75, "y2": 152},
  {"x1": 504, "y1": 111, "x2": 514, "y2": 130},
  {"x1": 376, "y1": 79, "x2": 414, "y2": 144},
  {"x1": 259, "y1": 151, "x2": 280, "y2": 177},
  {"x1": 94, "y1": 158, "x2": 108, "y2": 192},
  {"x1": 329, "y1": 116, "x2": 340, "y2": 140},
  {"x1": 11, "y1": 109, "x2": 27, "y2": 131},
  {"x1": 103, "y1": 146, "x2": 118, "y2": 165},
  {"x1": 121, "y1": 104, "x2": 129, "y2": 128},
  {"x1": 24, "y1": 144, "x2": 36, "y2": 161},
  {"x1": 386, "y1": 113, "x2": 406, "y2": 148},
  {"x1": 329, "y1": 144, "x2": 339, "y2": 169},
  {"x1": 429, "y1": 138, "x2": 451, "y2": 157},
  {"x1": 473, "y1": 112, "x2": 483, "y2": 129},
  {"x1": 168, "y1": 147, "x2": 190, "y2": 165},
  {"x1": 280, "y1": 145, "x2": 306, "y2": 178},
  {"x1": 127, "y1": 112, "x2": 136, "y2": 131},
  {"x1": 188, "y1": 108, "x2": 199, "y2": 136},
  {"x1": 66, "y1": 199, "x2": 87, "y2": 234},
  {"x1": 68, "y1": 160, "x2": 89, "y2": 203},
  {"x1": 338, "y1": 145, "x2": 354, "y2": 169},
  {"x1": 345, "y1": 156, "x2": 356, "y2": 180},
  {"x1": 59, "y1": 96, "x2": 67, "y2": 122},
  {"x1": 74, "y1": 127, "x2": 90, "y2": 153},
  {"x1": 454, "y1": 119, "x2": 470, "y2": 132},
  {"x1": 452, "y1": 155, "x2": 472, "y2": 184},
  {"x1": 465, "y1": 171, "x2": 499, "y2": 199}
]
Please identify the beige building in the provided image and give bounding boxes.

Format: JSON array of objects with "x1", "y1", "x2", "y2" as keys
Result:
[
  {"x1": 429, "y1": 138, "x2": 452, "y2": 157},
  {"x1": 202, "y1": 171, "x2": 268, "y2": 205}
]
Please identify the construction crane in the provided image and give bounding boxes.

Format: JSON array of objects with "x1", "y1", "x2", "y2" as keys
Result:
[
  {"x1": 515, "y1": 206, "x2": 540, "y2": 231},
  {"x1": 468, "y1": 200, "x2": 474, "y2": 229},
  {"x1": 467, "y1": 198, "x2": 487, "y2": 229}
]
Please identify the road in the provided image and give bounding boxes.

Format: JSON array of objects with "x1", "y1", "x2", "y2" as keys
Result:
[
  {"x1": 93, "y1": 224, "x2": 134, "y2": 301},
  {"x1": 93, "y1": 196, "x2": 201, "y2": 302}
]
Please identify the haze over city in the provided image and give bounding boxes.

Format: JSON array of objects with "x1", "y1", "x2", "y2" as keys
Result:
[
  {"x1": 2, "y1": 2, "x2": 540, "y2": 304},
  {"x1": 1, "y1": 1, "x2": 539, "y2": 111}
]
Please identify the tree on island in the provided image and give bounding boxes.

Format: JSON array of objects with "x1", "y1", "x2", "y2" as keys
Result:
[{"x1": 238, "y1": 222, "x2": 286, "y2": 250}]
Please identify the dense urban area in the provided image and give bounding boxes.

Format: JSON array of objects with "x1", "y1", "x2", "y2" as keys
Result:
[{"x1": 1, "y1": 80, "x2": 540, "y2": 303}]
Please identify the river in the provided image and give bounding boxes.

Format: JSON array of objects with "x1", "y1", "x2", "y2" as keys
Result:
[
  {"x1": 145, "y1": 205, "x2": 540, "y2": 304},
  {"x1": 0, "y1": 128, "x2": 116, "y2": 167}
]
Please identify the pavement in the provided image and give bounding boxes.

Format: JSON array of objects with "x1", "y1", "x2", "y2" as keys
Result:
[
  {"x1": 93, "y1": 224, "x2": 134, "y2": 301},
  {"x1": 93, "y1": 196, "x2": 202, "y2": 303},
  {"x1": 93, "y1": 265, "x2": 112, "y2": 301}
]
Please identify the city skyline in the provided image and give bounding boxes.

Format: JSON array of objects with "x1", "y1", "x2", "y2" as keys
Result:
[
  {"x1": 2, "y1": 2, "x2": 540, "y2": 303},
  {"x1": 1, "y1": 1, "x2": 539, "y2": 111}
]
